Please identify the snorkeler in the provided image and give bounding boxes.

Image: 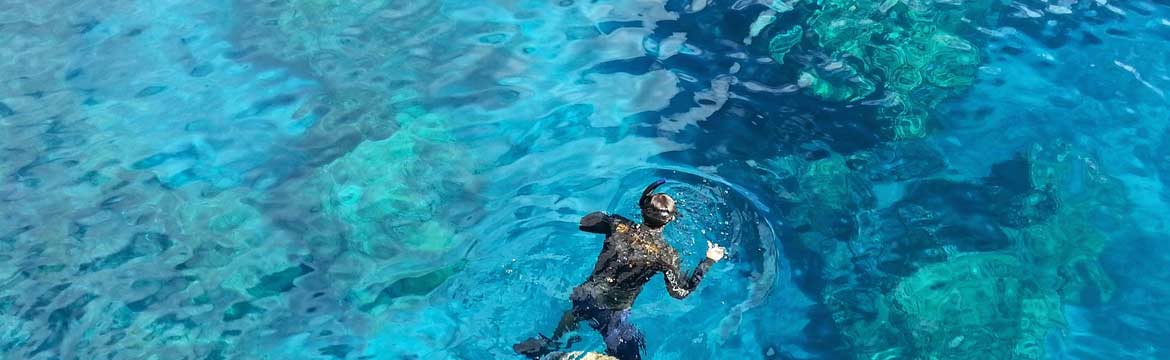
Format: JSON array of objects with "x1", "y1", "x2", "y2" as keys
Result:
[{"x1": 514, "y1": 179, "x2": 727, "y2": 360}]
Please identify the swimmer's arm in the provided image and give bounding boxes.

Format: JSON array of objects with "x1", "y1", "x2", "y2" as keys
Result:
[
  {"x1": 662, "y1": 250, "x2": 716, "y2": 299},
  {"x1": 579, "y1": 211, "x2": 613, "y2": 234}
]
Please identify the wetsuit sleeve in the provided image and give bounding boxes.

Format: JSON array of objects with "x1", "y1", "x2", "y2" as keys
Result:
[
  {"x1": 661, "y1": 250, "x2": 716, "y2": 299},
  {"x1": 579, "y1": 211, "x2": 612, "y2": 235}
]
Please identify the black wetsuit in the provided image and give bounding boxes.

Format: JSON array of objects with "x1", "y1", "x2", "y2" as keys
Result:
[{"x1": 560, "y1": 211, "x2": 715, "y2": 359}]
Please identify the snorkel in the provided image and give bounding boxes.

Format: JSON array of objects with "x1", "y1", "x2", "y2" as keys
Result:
[{"x1": 640, "y1": 179, "x2": 666, "y2": 208}]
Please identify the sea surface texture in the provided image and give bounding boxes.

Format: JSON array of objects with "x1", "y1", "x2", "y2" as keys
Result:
[{"x1": 1, "y1": 0, "x2": 1168, "y2": 359}]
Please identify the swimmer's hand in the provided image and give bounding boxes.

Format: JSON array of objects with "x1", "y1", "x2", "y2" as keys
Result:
[{"x1": 705, "y1": 241, "x2": 726, "y2": 262}]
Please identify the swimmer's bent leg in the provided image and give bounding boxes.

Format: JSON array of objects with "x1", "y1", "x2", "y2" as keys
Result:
[
  {"x1": 513, "y1": 333, "x2": 557, "y2": 359},
  {"x1": 554, "y1": 310, "x2": 581, "y2": 340},
  {"x1": 514, "y1": 310, "x2": 582, "y2": 358},
  {"x1": 595, "y1": 310, "x2": 644, "y2": 360}
]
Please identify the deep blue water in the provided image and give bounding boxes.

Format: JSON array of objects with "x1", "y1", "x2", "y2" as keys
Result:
[{"x1": 1, "y1": 0, "x2": 1169, "y2": 359}]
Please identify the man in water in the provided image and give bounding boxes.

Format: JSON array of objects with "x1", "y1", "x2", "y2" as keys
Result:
[{"x1": 514, "y1": 179, "x2": 727, "y2": 360}]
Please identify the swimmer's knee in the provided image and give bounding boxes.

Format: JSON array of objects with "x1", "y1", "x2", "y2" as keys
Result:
[{"x1": 603, "y1": 327, "x2": 645, "y2": 358}]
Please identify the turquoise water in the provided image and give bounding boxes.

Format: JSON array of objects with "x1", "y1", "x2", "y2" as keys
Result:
[{"x1": 1, "y1": 0, "x2": 1168, "y2": 359}]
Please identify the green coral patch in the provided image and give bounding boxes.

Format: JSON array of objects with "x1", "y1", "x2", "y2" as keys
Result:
[
  {"x1": 801, "y1": 61, "x2": 877, "y2": 103},
  {"x1": 887, "y1": 66, "x2": 924, "y2": 92},
  {"x1": 361, "y1": 261, "x2": 467, "y2": 312},
  {"x1": 892, "y1": 107, "x2": 929, "y2": 140},
  {"x1": 769, "y1": 26, "x2": 804, "y2": 64},
  {"x1": 923, "y1": 34, "x2": 980, "y2": 88},
  {"x1": 247, "y1": 264, "x2": 315, "y2": 299},
  {"x1": 785, "y1": 0, "x2": 992, "y2": 139},
  {"x1": 317, "y1": 107, "x2": 473, "y2": 259},
  {"x1": 891, "y1": 253, "x2": 1064, "y2": 360}
]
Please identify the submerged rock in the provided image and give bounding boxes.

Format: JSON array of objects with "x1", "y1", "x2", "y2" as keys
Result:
[
  {"x1": 769, "y1": 26, "x2": 804, "y2": 65},
  {"x1": 799, "y1": 61, "x2": 877, "y2": 103},
  {"x1": 246, "y1": 264, "x2": 315, "y2": 299},
  {"x1": 796, "y1": 154, "x2": 876, "y2": 211},
  {"x1": 846, "y1": 140, "x2": 946, "y2": 182},
  {"x1": 317, "y1": 107, "x2": 473, "y2": 259},
  {"x1": 775, "y1": 0, "x2": 996, "y2": 139},
  {"x1": 360, "y1": 261, "x2": 467, "y2": 312},
  {"x1": 889, "y1": 252, "x2": 1064, "y2": 360},
  {"x1": 767, "y1": 141, "x2": 1126, "y2": 360}
]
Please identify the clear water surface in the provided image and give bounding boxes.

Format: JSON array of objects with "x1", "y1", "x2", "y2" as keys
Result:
[{"x1": 1, "y1": 0, "x2": 1168, "y2": 359}]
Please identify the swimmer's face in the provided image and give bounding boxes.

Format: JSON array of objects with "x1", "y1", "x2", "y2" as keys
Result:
[{"x1": 641, "y1": 194, "x2": 676, "y2": 229}]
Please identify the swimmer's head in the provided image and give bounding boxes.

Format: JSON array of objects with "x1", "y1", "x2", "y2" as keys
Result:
[
  {"x1": 639, "y1": 179, "x2": 677, "y2": 229},
  {"x1": 641, "y1": 194, "x2": 676, "y2": 228}
]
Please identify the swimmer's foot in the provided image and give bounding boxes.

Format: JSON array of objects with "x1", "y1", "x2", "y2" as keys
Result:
[
  {"x1": 564, "y1": 335, "x2": 581, "y2": 348},
  {"x1": 513, "y1": 334, "x2": 559, "y2": 359}
]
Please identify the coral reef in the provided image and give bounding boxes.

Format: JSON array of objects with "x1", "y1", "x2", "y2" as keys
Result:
[
  {"x1": 767, "y1": 141, "x2": 1126, "y2": 359},
  {"x1": 763, "y1": 0, "x2": 994, "y2": 139},
  {"x1": 1005, "y1": 143, "x2": 1128, "y2": 305},
  {"x1": 315, "y1": 106, "x2": 471, "y2": 259},
  {"x1": 890, "y1": 253, "x2": 1064, "y2": 360},
  {"x1": 769, "y1": 26, "x2": 804, "y2": 65}
]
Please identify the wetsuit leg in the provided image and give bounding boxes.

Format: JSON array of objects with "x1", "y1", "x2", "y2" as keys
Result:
[
  {"x1": 514, "y1": 310, "x2": 577, "y2": 358},
  {"x1": 570, "y1": 287, "x2": 645, "y2": 359},
  {"x1": 514, "y1": 297, "x2": 589, "y2": 359},
  {"x1": 599, "y1": 309, "x2": 644, "y2": 360},
  {"x1": 553, "y1": 310, "x2": 580, "y2": 340}
]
